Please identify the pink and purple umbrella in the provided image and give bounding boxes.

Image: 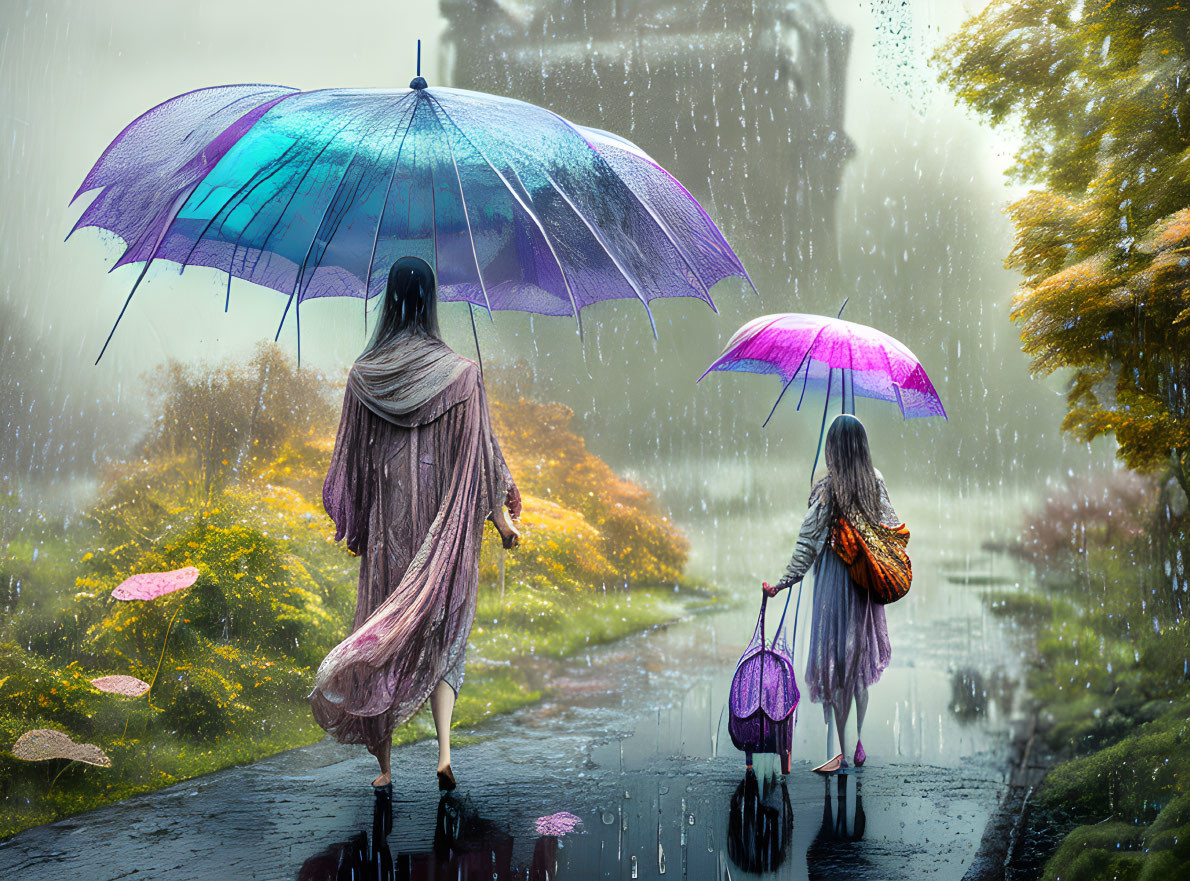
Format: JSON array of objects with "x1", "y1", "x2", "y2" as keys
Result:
[{"x1": 699, "y1": 310, "x2": 946, "y2": 477}]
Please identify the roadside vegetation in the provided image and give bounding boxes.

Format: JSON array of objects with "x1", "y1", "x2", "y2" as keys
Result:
[
  {"x1": 988, "y1": 471, "x2": 1188, "y2": 879},
  {"x1": 940, "y1": 4, "x2": 1190, "y2": 876},
  {"x1": 0, "y1": 346, "x2": 702, "y2": 839}
]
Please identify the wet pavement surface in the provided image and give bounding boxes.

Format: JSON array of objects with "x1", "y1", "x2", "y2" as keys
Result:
[{"x1": 0, "y1": 491, "x2": 1023, "y2": 880}]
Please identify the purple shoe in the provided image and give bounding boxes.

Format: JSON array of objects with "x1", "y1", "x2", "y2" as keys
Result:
[{"x1": 854, "y1": 740, "x2": 866, "y2": 767}]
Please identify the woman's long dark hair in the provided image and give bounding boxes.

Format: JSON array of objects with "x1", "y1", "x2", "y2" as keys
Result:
[
  {"x1": 814, "y1": 414, "x2": 882, "y2": 524},
  {"x1": 363, "y1": 256, "x2": 440, "y2": 353}
]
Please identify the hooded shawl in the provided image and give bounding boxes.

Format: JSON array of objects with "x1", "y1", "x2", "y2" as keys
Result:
[{"x1": 309, "y1": 332, "x2": 512, "y2": 746}]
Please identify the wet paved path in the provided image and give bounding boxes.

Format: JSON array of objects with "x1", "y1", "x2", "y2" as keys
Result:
[{"x1": 1, "y1": 493, "x2": 1022, "y2": 880}]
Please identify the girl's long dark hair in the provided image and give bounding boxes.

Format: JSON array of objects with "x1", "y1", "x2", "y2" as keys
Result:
[
  {"x1": 364, "y1": 256, "x2": 440, "y2": 353},
  {"x1": 814, "y1": 414, "x2": 882, "y2": 524}
]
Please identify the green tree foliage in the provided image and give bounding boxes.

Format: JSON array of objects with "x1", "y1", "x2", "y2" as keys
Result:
[{"x1": 937, "y1": 2, "x2": 1190, "y2": 489}]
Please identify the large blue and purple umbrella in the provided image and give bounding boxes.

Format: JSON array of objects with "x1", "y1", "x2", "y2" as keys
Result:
[{"x1": 70, "y1": 65, "x2": 752, "y2": 362}]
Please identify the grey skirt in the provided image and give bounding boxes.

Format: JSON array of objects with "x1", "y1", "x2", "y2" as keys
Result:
[{"x1": 804, "y1": 549, "x2": 892, "y2": 708}]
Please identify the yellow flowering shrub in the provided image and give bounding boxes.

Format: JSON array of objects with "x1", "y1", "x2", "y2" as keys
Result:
[
  {"x1": 485, "y1": 382, "x2": 689, "y2": 588},
  {"x1": 479, "y1": 494, "x2": 617, "y2": 591}
]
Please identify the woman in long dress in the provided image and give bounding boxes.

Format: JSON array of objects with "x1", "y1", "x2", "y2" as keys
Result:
[
  {"x1": 766, "y1": 414, "x2": 897, "y2": 772},
  {"x1": 309, "y1": 256, "x2": 521, "y2": 792}
]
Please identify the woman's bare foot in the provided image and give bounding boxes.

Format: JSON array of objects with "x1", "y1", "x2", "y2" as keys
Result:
[{"x1": 367, "y1": 736, "x2": 392, "y2": 788}]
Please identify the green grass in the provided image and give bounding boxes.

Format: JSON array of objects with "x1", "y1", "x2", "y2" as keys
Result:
[
  {"x1": 0, "y1": 706, "x2": 326, "y2": 839},
  {"x1": 470, "y1": 582, "x2": 711, "y2": 663},
  {"x1": 988, "y1": 557, "x2": 1190, "y2": 880},
  {"x1": 0, "y1": 584, "x2": 709, "y2": 840}
]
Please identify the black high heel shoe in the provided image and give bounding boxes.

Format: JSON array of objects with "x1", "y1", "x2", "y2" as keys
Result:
[{"x1": 437, "y1": 765, "x2": 456, "y2": 793}]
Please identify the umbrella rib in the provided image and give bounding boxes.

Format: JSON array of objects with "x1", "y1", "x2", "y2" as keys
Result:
[
  {"x1": 697, "y1": 314, "x2": 789, "y2": 382},
  {"x1": 539, "y1": 168, "x2": 657, "y2": 338},
  {"x1": 425, "y1": 94, "x2": 581, "y2": 329},
  {"x1": 187, "y1": 139, "x2": 305, "y2": 274},
  {"x1": 549, "y1": 111, "x2": 733, "y2": 306},
  {"x1": 503, "y1": 158, "x2": 583, "y2": 331},
  {"x1": 362, "y1": 97, "x2": 422, "y2": 324},
  {"x1": 277, "y1": 104, "x2": 401, "y2": 345},
  {"x1": 220, "y1": 142, "x2": 313, "y2": 310},
  {"x1": 254, "y1": 103, "x2": 382, "y2": 282},
  {"x1": 297, "y1": 94, "x2": 415, "y2": 306},
  {"x1": 762, "y1": 346, "x2": 813, "y2": 428},
  {"x1": 425, "y1": 101, "x2": 493, "y2": 319},
  {"x1": 875, "y1": 341, "x2": 907, "y2": 418},
  {"x1": 567, "y1": 132, "x2": 715, "y2": 306},
  {"x1": 430, "y1": 163, "x2": 439, "y2": 279},
  {"x1": 277, "y1": 97, "x2": 416, "y2": 341},
  {"x1": 94, "y1": 182, "x2": 200, "y2": 364},
  {"x1": 794, "y1": 323, "x2": 832, "y2": 411},
  {"x1": 209, "y1": 120, "x2": 349, "y2": 308},
  {"x1": 810, "y1": 368, "x2": 835, "y2": 487},
  {"x1": 846, "y1": 326, "x2": 855, "y2": 415},
  {"x1": 183, "y1": 98, "x2": 359, "y2": 272}
]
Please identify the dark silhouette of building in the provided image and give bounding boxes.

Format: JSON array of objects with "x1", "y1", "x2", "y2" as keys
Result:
[{"x1": 440, "y1": 0, "x2": 853, "y2": 291}]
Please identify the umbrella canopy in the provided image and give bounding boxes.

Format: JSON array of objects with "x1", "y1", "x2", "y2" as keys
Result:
[
  {"x1": 699, "y1": 312, "x2": 947, "y2": 422},
  {"x1": 71, "y1": 72, "x2": 752, "y2": 362}
]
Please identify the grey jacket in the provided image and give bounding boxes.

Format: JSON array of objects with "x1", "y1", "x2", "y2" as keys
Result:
[{"x1": 774, "y1": 471, "x2": 898, "y2": 591}]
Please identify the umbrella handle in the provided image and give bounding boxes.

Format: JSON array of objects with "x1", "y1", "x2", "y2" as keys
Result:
[{"x1": 810, "y1": 367, "x2": 834, "y2": 486}]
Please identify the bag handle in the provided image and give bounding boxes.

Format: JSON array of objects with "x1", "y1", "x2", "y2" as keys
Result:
[{"x1": 773, "y1": 578, "x2": 803, "y2": 650}]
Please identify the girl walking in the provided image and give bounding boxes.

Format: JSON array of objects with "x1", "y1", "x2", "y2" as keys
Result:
[{"x1": 765, "y1": 414, "x2": 900, "y2": 773}]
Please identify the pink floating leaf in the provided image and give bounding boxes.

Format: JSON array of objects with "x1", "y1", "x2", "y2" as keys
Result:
[
  {"x1": 11, "y1": 729, "x2": 112, "y2": 767},
  {"x1": 535, "y1": 811, "x2": 583, "y2": 836},
  {"x1": 90, "y1": 675, "x2": 150, "y2": 698},
  {"x1": 111, "y1": 566, "x2": 199, "y2": 601}
]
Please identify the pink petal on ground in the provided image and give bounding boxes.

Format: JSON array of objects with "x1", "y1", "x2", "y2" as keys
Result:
[
  {"x1": 11, "y1": 729, "x2": 112, "y2": 767},
  {"x1": 535, "y1": 811, "x2": 583, "y2": 836},
  {"x1": 111, "y1": 566, "x2": 199, "y2": 601},
  {"x1": 90, "y1": 675, "x2": 151, "y2": 697}
]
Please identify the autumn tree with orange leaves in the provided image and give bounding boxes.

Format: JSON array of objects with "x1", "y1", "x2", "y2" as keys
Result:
[{"x1": 938, "y1": 1, "x2": 1190, "y2": 493}]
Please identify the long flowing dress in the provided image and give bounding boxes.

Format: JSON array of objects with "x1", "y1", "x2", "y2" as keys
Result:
[
  {"x1": 775, "y1": 472, "x2": 897, "y2": 714},
  {"x1": 309, "y1": 331, "x2": 516, "y2": 748}
]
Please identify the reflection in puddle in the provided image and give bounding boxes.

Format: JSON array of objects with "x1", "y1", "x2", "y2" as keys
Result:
[
  {"x1": 949, "y1": 666, "x2": 1017, "y2": 724},
  {"x1": 298, "y1": 793, "x2": 559, "y2": 881},
  {"x1": 807, "y1": 776, "x2": 869, "y2": 878},
  {"x1": 726, "y1": 770, "x2": 794, "y2": 874}
]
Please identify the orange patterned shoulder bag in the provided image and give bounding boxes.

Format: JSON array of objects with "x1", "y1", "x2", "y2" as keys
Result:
[{"x1": 830, "y1": 516, "x2": 912, "y2": 605}]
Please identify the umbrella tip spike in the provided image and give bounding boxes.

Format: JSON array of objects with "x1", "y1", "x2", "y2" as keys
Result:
[{"x1": 410, "y1": 40, "x2": 427, "y2": 88}]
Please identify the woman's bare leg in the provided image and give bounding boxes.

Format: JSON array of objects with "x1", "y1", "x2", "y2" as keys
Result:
[
  {"x1": 823, "y1": 702, "x2": 836, "y2": 761},
  {"x1": 855, "y1": 685, "x2": 869, "y2": 741},
  {"x1": 833, "y1": 700, "x2": 850, "y2": 761},
  {"x1": 430, "y1": 680, "x2": 456, "y2": 772},
  {"x1": 368, "y1": 736, "x2": 392, "y2": 787}
]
